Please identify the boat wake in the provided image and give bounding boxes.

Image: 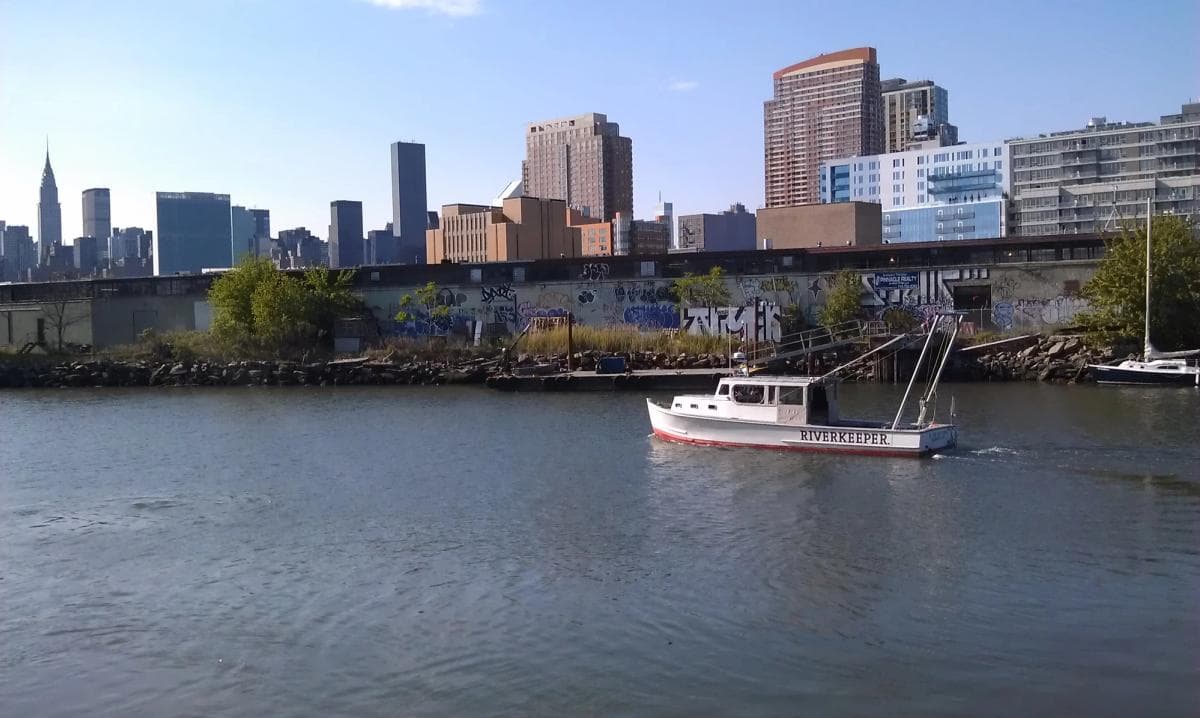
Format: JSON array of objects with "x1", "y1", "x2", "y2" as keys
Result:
[{"x1": 971, "y1": 446, "x2": 1021, "y2": 456}]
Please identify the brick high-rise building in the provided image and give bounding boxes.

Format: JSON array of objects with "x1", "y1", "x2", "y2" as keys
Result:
[
  {"x1": 522, "y1": 113, "x2": 632, "y2": 221},
  {"x1": 764, "y1": 47, "x2": 883, "y2": 207}
]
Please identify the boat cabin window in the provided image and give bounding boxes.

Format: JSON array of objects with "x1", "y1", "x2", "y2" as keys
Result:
[
  {"x1": 731, "y1": 384, "x2": 765, "y2": 404},
  {"x1": 717, "y1": 384, "x2": 730, "y2": 396},
  {"x1": 778, "y1": 386, "x2": 805, "y2": 405}
]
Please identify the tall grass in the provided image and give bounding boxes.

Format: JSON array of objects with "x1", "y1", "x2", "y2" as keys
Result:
[{"x1": 519, "y1": 325, "x2": 730, "y2": 356}]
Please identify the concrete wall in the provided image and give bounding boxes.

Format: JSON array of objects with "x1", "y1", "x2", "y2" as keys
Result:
[
  {"x1": 0, "y1": 258, "x2": 1099, "y2": 350},
  {"x1": 361, "y1": 258, "x2": 1098, "y2": 340},
  {"x1": 89, "y1": 295, "x2": 203, "y2": 347},
  {"x1": 1, "y1": 300, "x2": 93, "y2": 350},
  {"x1": 757, "y1": 202, "x2": 882, "y2": 249}
]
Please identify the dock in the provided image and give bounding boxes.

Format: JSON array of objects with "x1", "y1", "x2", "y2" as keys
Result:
[{"x1": 485, "y1": 368, "x2": 733, "y2": 392}]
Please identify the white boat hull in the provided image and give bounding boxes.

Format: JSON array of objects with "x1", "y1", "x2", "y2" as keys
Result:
[{"x1": 646, "y1": 399, "x2": 956, "y2": 457}]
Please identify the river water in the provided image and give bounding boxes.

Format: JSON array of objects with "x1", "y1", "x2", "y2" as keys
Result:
[{"x1": 1, "y1": 383, "x2": 1197, "y2": 717}]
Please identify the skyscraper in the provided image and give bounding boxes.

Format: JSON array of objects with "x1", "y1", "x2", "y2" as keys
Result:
[
  {"x1": 764, "y1": 47, "x2": 883, "y2": 207},
  {"x1": 81, "y1": 188, "x2": 111, "y2": 249},
  {"x1": 231, "y1": 206, "x2": 256, "y2": 261},
  {"x1": 522, "y1": 113, "x2": 633, "y2": 221},
  {"x1": 654, "y1": 195, "x2": 674, "y2": 249},
  {"x1": 154, "y1": 192, "x2": 233, "y2": 275},
  {"x1": 329, "y1": 200, "x2": 364, "y2": 269},
  {"x1": 37, "y1": 146, "x2": 62, "y2": 264},
  {"x1": 0, "y1": 224, "x2": 36, "y2": 282},
  {"x1": 881, "y1": 79, "x2": 952, "y2": 153},
  {"x1": 390, "y1": 141, "x2": 429, "y2": 264}
]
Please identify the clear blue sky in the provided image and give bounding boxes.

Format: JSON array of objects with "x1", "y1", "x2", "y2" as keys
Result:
[{"x1": 1, "y1": 0, "x2": 1197, "y2": 242}]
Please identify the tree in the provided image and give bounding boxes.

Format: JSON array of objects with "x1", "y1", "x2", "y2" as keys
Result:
[
  {"x1": 43, "y1": 300, "x2": 88, "y2": 350},
  {"x1": 251, "y1": 271, "x2": 312, "y2": 344},
  {"x1": 395, "y1": 281, "x2": 450, "y2": 323},
  {"x1": 301, "y1": 267, "x2": 361, "y2": 341},
  {"x1": 1076, "y1": 215, "x2": 1200, "y2": 350},
  {"x1": 671, "y1": 266, "x2": 732, "y2": 308},
  {"x1": 819, "y1": 270, "x2": 862, "y2": 328},
  {"x1": 207, "y1": 257, "x2": 364, "y2": 350},
  {"x1": 208, "y1": 256, "x2": 278, "y2": 339}
]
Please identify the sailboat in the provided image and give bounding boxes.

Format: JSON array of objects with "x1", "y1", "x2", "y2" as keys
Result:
[{"x1": 1088, "y1": 198, "x2": 1200, "y2": 386}]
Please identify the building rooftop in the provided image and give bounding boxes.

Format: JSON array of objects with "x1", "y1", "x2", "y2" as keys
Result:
[
  {"x1": 773, "y1": 47, "x2": 876, "y2": 79},
  {"x1": 881, "y1": 78, "x2": 936, "y2": 93}
]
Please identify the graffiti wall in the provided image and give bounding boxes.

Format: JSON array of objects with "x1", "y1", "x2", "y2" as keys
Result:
[{"x1": 357, "y1": 260, "x2": 1096, "y2": 341}]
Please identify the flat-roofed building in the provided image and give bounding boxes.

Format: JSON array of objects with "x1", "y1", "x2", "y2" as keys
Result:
[{"x1": 426, "y1": 197, "x2": 582, "y2": 263}]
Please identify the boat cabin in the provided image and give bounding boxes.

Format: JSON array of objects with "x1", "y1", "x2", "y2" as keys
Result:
[{"x1": 671, "y1": 376, "x2": 843, "y2": 427}]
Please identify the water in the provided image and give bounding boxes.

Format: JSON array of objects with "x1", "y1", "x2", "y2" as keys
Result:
[{"x1": 1, "y1": 383, "x2": 1198, "y2": 717}]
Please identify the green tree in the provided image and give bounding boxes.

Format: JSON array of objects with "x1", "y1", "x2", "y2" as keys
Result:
[
  {"x1": 207, "y1": 257, "x2": 364, "y2": 351},
  {"x1": 395, "y1": 281, "x2": 450, "y2": 323},
  {"x1": 1076, "y1": 215, "x2": 1200, "y2": 350},
  {"x1": 819, "y1": 270, "x2": 862, "y2": 328},
  {"x1": 671, "y1": 266, "x2": 732, "y2": 307},
  {"x1": 251, "y1": 272, "x2": 311, "y2": 344},
  {"x1": 208, "y1": 256, "x2": 277, "y2": 339},
  {"x1": 302, "y1": 267, "x2": 361, "y2": 339}
]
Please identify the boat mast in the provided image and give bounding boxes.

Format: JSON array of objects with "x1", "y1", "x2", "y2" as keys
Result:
[
  {"x1": 891, "y1": 319, "x2": 940, "y2": 430},
  {"x1": 916, "y1": 314, "x2": 964, "y2": 427},
  {"x1": 1144, "y1": 195, "x2": 1152, "y2": 359}
]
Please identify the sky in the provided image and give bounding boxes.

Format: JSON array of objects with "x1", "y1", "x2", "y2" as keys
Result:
[{"x1": 1, "y1": 0, "x2": 1197, "y2": 243}]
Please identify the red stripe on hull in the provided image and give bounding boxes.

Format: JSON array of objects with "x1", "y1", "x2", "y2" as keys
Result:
[{"x1": 651, "y1": 427, "x2": 932, "y2": 458}]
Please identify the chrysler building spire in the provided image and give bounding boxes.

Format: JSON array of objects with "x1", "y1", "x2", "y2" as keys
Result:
[{"x1": 37, "y1": 139, "x2": 62, "y2": 263}]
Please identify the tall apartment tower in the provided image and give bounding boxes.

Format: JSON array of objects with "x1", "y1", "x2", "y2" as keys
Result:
[
  {"x1": 764, "y1": 47, "x2": 883, "y2": 207},
  {"x1": 881, "y1": 79, "x2": 950, "y2": 153},
  {"x1": 329, "y1": 200, "x2": 364, "y2": 269},
  {"x1": 82, "y1": 188, "x2": 112, "y2": 248},
  {"x1": 522, "y1": 112, "x2": 633, "y2": 221},
  {"x1": 37, "y1": 147, "x2": 62, "y2": 263},
  {"x1": 390, "y1": 141, "x2": 428, "y2": 264}
]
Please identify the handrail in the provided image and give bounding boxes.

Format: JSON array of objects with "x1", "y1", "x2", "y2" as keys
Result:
[{"x1": 745, "y1": 319, "x2": 889, "y2": 365}]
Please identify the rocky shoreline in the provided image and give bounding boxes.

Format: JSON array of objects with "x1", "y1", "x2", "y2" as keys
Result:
[
  {"x1": 954, "y1": 335, "x2": 1122, "y2": 383},
  {"x1": 0, "y1": 356, "x2": 491, "y2": 389},
  {"x1": 0, "y1": 336, "x2": 1125, "y2": 389}
]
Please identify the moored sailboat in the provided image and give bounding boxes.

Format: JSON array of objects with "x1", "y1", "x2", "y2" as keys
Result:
[{"x1": 1088, "y1": 198, "x2": 1200, "y2": 386}]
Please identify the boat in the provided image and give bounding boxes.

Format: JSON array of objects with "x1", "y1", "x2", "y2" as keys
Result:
[
  {"x1": 1088, "y1": 198, "x2": 1200, "y2": 386},
  {"x1": 646, "y1": 314, "x2": 963, "y2": 457}
]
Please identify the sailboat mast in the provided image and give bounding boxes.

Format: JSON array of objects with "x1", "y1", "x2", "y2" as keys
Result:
[{"x1": 1145, "y1": 195, "x2": 1152, "y2": 358}]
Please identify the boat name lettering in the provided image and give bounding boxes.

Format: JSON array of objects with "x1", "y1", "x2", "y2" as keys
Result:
[{"x1": 797, "y1": 430, "x2": 890, "y2": 446}]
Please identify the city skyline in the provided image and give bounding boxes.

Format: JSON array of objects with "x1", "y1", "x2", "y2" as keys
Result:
[{"x1": 0, "y1": 0, "x2": 1196, "y2": 243}]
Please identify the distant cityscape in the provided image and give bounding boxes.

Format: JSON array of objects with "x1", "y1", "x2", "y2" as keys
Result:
[{"x1": 1, "y1": 45, "x2": 1197, "y2": 283}]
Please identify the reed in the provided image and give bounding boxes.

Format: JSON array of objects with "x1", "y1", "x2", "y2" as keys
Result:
[{"x1": 519, "y1": 325, "x2": 730, "y2": 356}]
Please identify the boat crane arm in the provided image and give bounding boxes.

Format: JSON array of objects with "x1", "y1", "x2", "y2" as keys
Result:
[{"x1": 817, "y1": 332, "x2": 917, "y2": 383}]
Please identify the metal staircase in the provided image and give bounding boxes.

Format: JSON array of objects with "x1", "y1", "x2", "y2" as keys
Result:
[{"x1": 745, "y1": 320, "x2": 888, "y2": 367}]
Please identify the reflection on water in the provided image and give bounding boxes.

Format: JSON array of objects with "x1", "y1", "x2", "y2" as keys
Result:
[{"x1": 0, "y1": 384, "x2": 1198, "y2": 717}]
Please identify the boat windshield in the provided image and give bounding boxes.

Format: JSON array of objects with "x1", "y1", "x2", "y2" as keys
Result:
[{"x1": 731, "y1": 384, "x2": 765, "y2": 404}]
